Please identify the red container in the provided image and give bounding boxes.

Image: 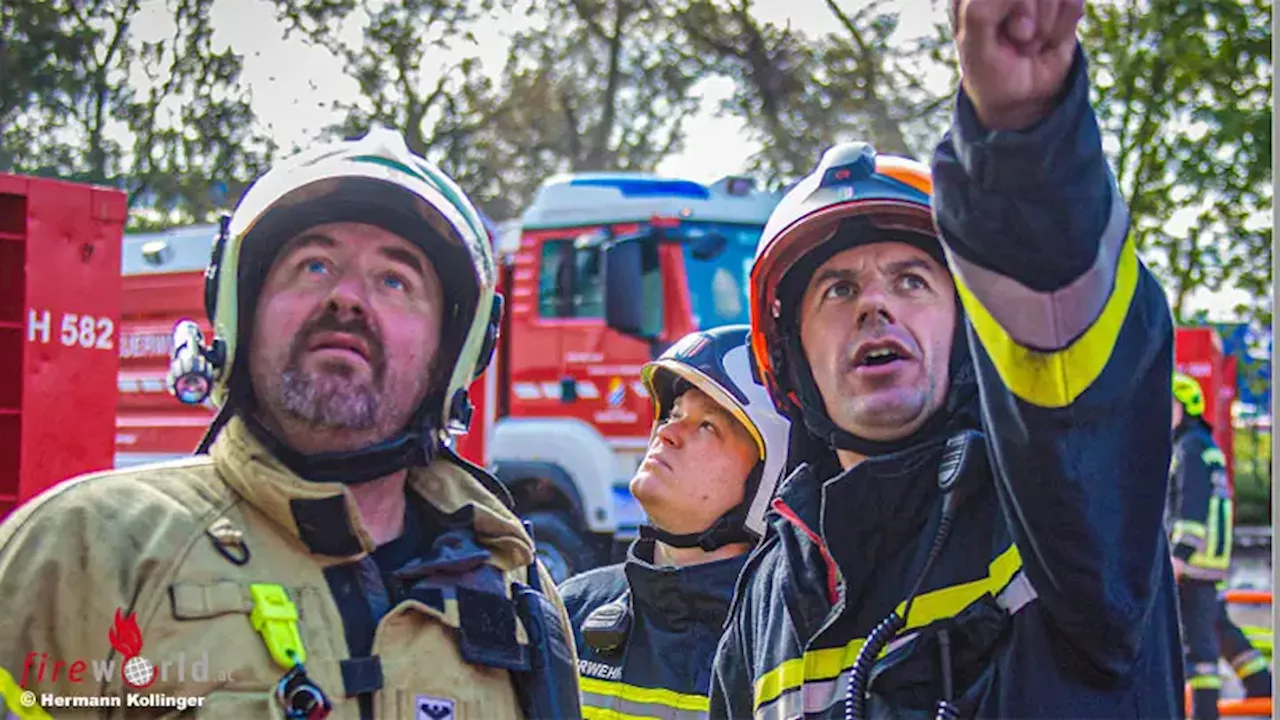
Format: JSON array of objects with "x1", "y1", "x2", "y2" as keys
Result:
[{"x1": 0, "y1": 173, "x2": 127, "y2": 519}]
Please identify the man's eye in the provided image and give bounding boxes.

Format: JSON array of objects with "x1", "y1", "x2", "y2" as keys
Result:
[
  {"x1": 824, "y1": 281, "x2": 856, "y2": 300},
  {"x1": 382, "y1": 273, "x2": 408, "y2": 292},
  {"x1": 899, "y1": 273, "x2": 928, "y2": 291},
  {"x1": 303, "y1": 258, "x2": 329, "y2": 275}
]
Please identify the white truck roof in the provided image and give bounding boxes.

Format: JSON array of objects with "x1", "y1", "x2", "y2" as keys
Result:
[
  {"x1": 121, "y1": 223, "x2": 218, "y2": 276},
  {"x1": 518, "y1": 172, "x2": 782, "y2": 233}
]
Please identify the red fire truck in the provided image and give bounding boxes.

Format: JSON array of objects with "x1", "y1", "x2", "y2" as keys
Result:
[{"x1": 114, "y1": 172, "x2": 783, "y2": 580}]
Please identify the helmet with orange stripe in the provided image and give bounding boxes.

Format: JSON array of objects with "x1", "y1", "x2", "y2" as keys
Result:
[{"x1": 747, "y1": 142, "x2": 975, "y2": 457}]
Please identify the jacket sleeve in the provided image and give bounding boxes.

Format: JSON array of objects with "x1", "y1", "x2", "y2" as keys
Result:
[
  {"x1": 931, "y1": 44, "x2": 1174, "y2": 678},
  {"x1": 536, "y1": 560, "x2": 582, "y2": 672},
  {"x1": 708, "y1": 616, "x2": 755, "y2": 720},
  {"x1": 1170, "y1": 436, "x2": 1213, "y2": 562}
]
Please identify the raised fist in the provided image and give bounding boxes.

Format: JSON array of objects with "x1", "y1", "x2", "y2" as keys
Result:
[{"x1": 952, "y1": 0, "x2": 1085, "y2": 131}]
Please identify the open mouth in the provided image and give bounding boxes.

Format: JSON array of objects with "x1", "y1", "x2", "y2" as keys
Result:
[
  {"x1": 852, "y1": 339, "x2": 913, "y2": 370},
  {"x1": 858, "y1": 347, "x2": 904, "y2": 366},
  {"x1": 308, "y1": 332, "x2": 371, "y2": 362}
]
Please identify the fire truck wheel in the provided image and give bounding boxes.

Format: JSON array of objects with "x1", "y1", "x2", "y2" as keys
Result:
[{"x1": 526, "y1": 510, "x2": 599, "y2": 584}]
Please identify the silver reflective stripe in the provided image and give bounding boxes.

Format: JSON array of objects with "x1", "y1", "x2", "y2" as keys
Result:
[
  {"x1": 1172, "y1": 533, "x2": 1207, "y2": 551},
  {"x1": 753, "y1": 676, "x2": 846, "y2": 720},
  {"x1": 582, "y1": 691, "x2": 708, "y2": 720},
  {"x1": 945, "y1": 173, "x2": 1131, "y2": 351},
  {"x1": 995, "y1": 570, "x2": 1038, "y2": 614},
  {"x1": 884, "y1": 630, "x2": 920, "y2": 656},
  {"x1": 802, "y1": 675, "x2": 843, "y2": 715},
  {"x1": 1180, "y1": 565, "x2": 1229, "y2": 582}
]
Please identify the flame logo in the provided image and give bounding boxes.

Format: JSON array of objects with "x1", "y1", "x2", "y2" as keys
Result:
[{"x1": 108, "y1": 608, "x2": 143, "y2": 659}]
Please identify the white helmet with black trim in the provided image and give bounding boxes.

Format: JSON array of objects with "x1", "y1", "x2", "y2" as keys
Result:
[
  {"x1": 172, "y1": 127, "x2": 502, "y2": 484},
  {"x1": 638, "y1": 324, "x2": 793, "y2": 549}
]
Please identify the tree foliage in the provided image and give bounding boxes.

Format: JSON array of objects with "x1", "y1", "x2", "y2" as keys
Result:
[
  {"x1": 672, "y1": 0, "x2": 957, "y2": 184},
  {"x1": 471, "y1": 0, "x2": 705, "y2": 217},
  {"x1": 0, "y1": 0, "x2": 276, "y2": 229},
  {"x1": 1082, "y1": 0, "x2": 1272, "y2": 326},
  {"x1": 272, "y1": 0, "x2": 705, "y2": 220},
  {"x1": 268, "y1": 0, "x2": 501, "y2": 183}
]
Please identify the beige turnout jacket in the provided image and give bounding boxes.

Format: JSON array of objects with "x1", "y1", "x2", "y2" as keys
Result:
[{"x1": 0, "y1": 416, "x2": 576, "y2": 719}]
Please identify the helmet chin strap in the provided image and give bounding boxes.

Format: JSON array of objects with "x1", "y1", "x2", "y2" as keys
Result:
[
  {"x1": 639, "y1": 464, "x2": 763, "y2": 552},
  {"x1": 640, "y1": 513, "x2": 754, "y2": 551},
  {"x1": 237, "y1": 398, "x2": 442, "y2": 485}
]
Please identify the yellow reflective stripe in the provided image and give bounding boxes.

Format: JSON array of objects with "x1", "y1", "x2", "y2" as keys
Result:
[
  {"x1": 1201, "y1": 448, "x2": 1226, "y2": 467},
  {"x1": 579, "y1": 677, "x2": 710, "y2": 712},
  {"x1": 1189, "y1": 674, "x2": 1224, "y2": 689},
  {"x1": 1190, "y1": 498, "x2": 1232, "y2": 570},
  {"x1": 953, "y1": 235, "x2": 1140, "y2": 409},
  {"x1": 893, "y1": 543, "x2": 1023, "y2": 622},
  {"x1": 584, "y1": 707, "x2": 678, "y2": 720},
  {"x1": 1234, "y1": 655, "x2": 1270, "y2": 679},
  {"x1": 0, "y1": 667, "x2": 52, "y2": 720},
  {"x1": 1173, "y1": 521, "x2": 1207, "y2": 539},
  {"x1": 752, "y1": 545, "x2": 1024, "y2": 710}
]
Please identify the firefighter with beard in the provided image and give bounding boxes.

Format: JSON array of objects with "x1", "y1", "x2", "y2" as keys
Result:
[
  {"x1": 1169, "y1": 372, "x2": 1273, "y2": 719},
  {"x1": 708, "y1": 0, "x2": 1184, "y2": 717},
  {"x1": 0, "y1": 128, "x2": 580, "y2": 720},
  {"x1": 558, "y1": 325, "x2": 792, "y2": 720}
]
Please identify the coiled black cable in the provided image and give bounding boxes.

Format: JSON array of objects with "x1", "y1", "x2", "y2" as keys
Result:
[{"x1": 844, "y1": 507, "x2": 957, "y2": 720}]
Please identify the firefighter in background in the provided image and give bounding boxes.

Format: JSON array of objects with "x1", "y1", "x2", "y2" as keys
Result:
[
  {"x1": 1169, "y1": 372, "x2": 1272, "y2": 719},
  {"x1": 557, "y1": 325, "x2": 792, "y2": 720},
  {"x1": 0, "y1": 128, "x2": 580, "y2": 720}
]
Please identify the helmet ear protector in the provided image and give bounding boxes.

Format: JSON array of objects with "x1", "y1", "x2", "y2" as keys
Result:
[
  {"x1": 204, "y1": 214, "x2": 230, "y2": 325},
  {"x1": 445, "y1": 292, "x2": 504, "y2": 433},
  {"x1": 475, "y1": 293, "x2": 503, "y2": 382}
]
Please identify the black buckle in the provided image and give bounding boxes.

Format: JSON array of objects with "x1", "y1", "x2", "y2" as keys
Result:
[{"x1": 274, "y1": 653, "x2": 332, "y2": 720}]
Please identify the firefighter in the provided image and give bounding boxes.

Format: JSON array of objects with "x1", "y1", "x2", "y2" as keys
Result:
[
  {"x1": 1169, "y1": 372, "x2": 1272, "y2": 719},
  {"x1": 709, "y1": 1, "x2": 1185, "y2": 717},
  {"x1": 558, "y1": 325, "x2": 792, "y2": 720},
  {"x1": 0, "y1": 128, "x2": 581, "y2": 720}
]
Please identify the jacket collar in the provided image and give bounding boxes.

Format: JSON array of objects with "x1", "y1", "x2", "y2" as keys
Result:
[
  {"x1": 624, "y1": 539, "x2": 748, "y2": 630},
  {"x1": 210, "y1": 415, "x2": 534, "y2": 570}
]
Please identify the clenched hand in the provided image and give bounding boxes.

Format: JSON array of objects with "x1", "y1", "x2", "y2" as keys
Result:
[{"x1": 952, "y1": 0, "x2": 1085, "y2": 131}]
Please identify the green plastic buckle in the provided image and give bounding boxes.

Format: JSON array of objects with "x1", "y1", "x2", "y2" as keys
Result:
[{"x1": 249, "y1": 583, "x2": 306, "y2": 669}]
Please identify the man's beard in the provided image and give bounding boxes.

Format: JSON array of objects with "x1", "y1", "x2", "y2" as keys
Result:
[
  {"x1": 279, "y1": 361, "x2": 379, "y2": 430},
  {"x1": 276, "y1": 313, "x2": 388, "y2": 431}
]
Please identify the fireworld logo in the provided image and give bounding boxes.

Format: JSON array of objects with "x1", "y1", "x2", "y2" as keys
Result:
[
  {"x1": 21, "y1": 608, "x2": 234, "y2": 689},
  {"x1": 108, "y1": 609, "x2": 154, "y2": 689}
]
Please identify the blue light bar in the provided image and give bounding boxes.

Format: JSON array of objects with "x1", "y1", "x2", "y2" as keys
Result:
[{"x1": 569, "y1": 176, "x2": 711, "y2": 200}]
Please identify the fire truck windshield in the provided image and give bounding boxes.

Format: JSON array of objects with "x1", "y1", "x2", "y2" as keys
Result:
[{"x1": 679, "y1": 221, "x2": 763, "y2": 328}]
